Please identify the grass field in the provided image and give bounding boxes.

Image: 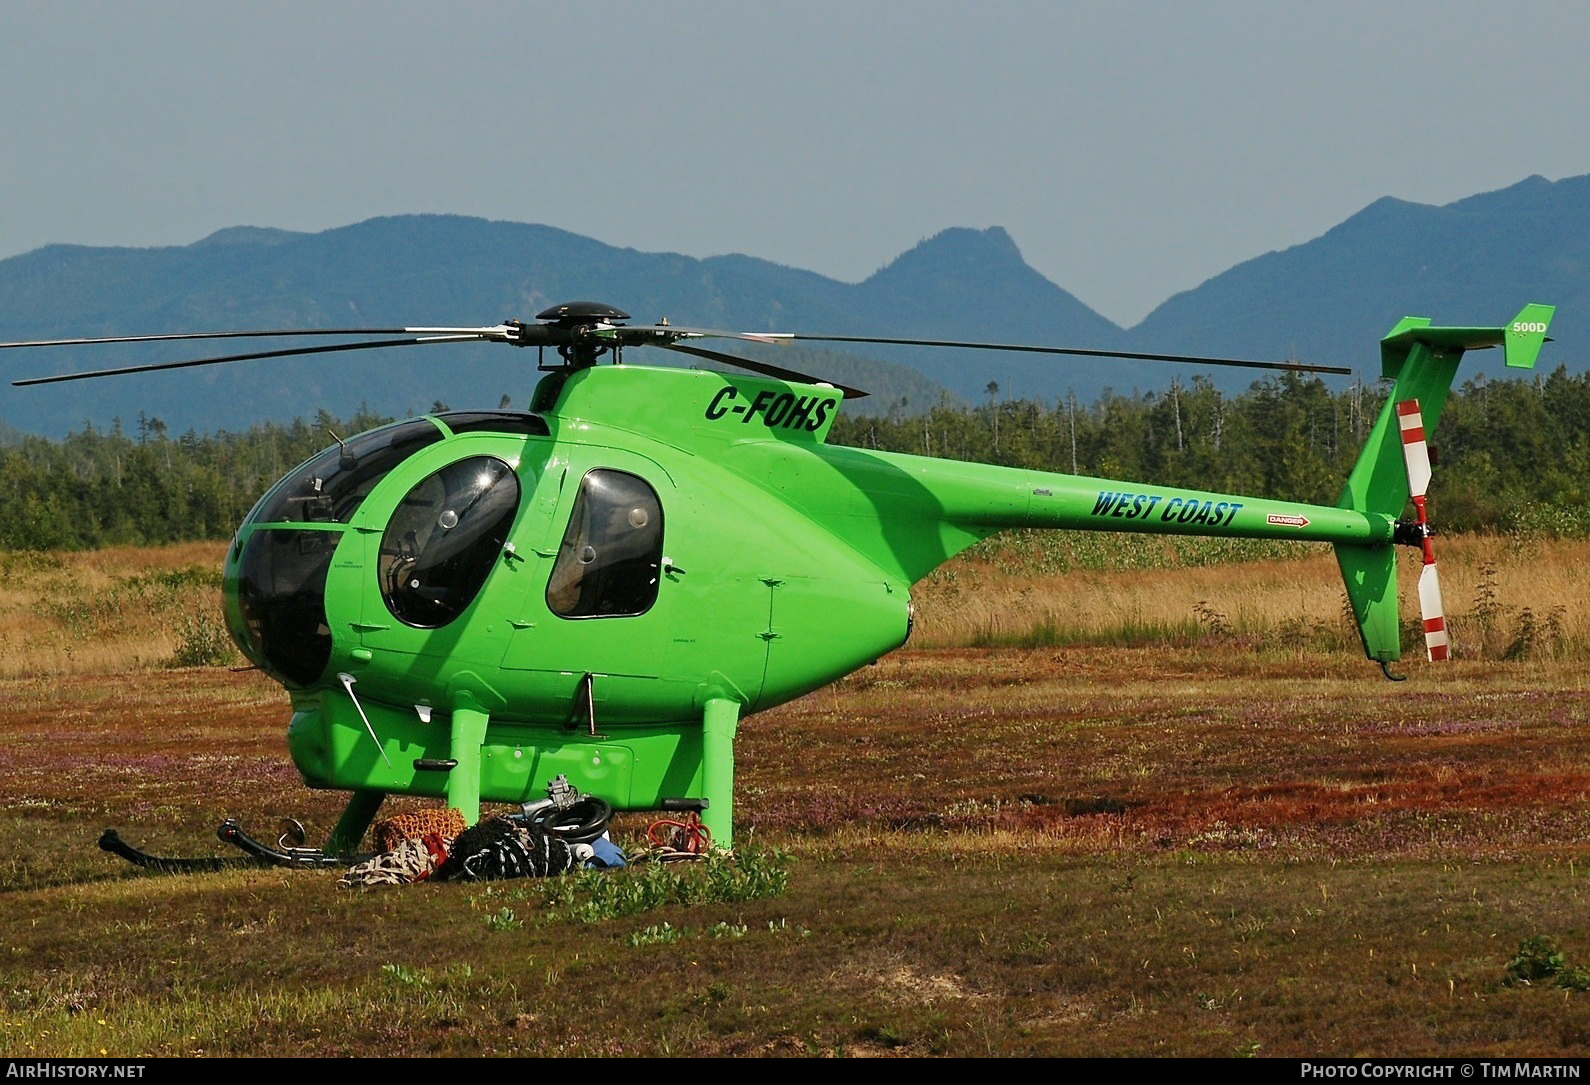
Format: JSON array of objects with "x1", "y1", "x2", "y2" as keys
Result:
[{"x1": 0, "y1": 539, "x2": 1586, "y2": 1057}]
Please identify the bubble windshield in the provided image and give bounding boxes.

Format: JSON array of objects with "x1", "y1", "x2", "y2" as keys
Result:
[
  {"x1": 245, "y1": 419, "x2": 444, "y2": 525},
  {"x1": 233, "y1": 529, "x2": 340, "y2": 687}
]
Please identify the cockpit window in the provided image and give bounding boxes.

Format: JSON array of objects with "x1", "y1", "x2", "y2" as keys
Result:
[
  {"x1": 234, "y1": 529, "x2": 339, "y2": 688},
  {"x1": 380, "y1": 456, "x2": 520, "y2": 628},
  {"x1": 245, "y1": 419, "x2": 444, "y2": 525},
  {"x1": 547, "y1": 469, "x2": 664, "y2": 619}
]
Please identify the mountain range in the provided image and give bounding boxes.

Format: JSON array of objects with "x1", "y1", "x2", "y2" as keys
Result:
[{"x1": 0, "y1": 173, "x2": 1584, "y2": 435}]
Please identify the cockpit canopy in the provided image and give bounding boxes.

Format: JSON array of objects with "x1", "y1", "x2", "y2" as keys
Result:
[{"x1": 229, "y1": 413, "x2": 543, "y2": 687}]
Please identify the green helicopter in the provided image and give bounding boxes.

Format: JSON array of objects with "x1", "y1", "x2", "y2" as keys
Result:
[{"x1": 3, "y1": 300, "x2": 1555, "y2": 861}]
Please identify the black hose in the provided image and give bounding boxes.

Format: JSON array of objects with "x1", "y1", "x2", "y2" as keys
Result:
[{"x1": 525, "y1": 796, "x2": 612, "y2": 844}]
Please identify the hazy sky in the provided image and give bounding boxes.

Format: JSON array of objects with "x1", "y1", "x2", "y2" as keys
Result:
[{"x1": 4, "y1": 1, "x2": 1590, "y2": 326}]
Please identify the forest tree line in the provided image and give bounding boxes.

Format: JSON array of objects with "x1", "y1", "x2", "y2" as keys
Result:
[{"x1": 1, "y1": 369, "x2": 1586, "y2": 551}]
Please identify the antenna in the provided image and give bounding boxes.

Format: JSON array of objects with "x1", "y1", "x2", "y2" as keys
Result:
[{"x1": 328, "y1": 429, "x2": 355, "y2": 470}]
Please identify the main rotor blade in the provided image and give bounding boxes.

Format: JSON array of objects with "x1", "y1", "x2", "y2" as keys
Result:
[
  {"x1": 617, "y1": 324, "x2": 796, "y2": 348},
  {"x1": 12, "y1": 335, "x2": 486, "y2": 386},
  {"x1": 656, "y1": 342, "x2": 868, "y2": 399},
  {"x1": 0, "y1": 328, "x2": 415, "y2": 350},
  {"x1": 0, "y1": 325, "x2": 519, "y2": 351},
  {"x1": 765, "y1": 333, "x2": 1351, "y2": 375}
]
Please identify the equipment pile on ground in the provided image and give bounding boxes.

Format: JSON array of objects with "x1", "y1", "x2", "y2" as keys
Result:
[{"x1": 338, "y1": 777, "x2": 625, "y2": 888}]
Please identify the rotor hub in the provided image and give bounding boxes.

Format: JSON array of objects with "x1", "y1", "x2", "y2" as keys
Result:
[{"x1": 531, "y1": 301, "x2": 632, "y2": 369}]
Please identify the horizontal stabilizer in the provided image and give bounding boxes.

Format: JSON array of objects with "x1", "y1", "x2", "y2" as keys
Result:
[{"x1": 1379, "y1": 304, "x2": 1554, "y2": 379}]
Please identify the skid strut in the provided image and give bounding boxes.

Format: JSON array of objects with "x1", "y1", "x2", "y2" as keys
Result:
[{"x1": 217, "y1": 819, "x2": 368, "y2": 868}]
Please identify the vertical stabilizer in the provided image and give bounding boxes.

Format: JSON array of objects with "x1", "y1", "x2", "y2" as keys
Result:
[{"x1": 1335, "y1": 305, "x2": 1553, "y2": 665}]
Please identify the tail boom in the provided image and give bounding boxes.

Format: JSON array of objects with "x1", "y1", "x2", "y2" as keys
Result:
[{"x1": 1016, "y1": 476, "x2": 1393, "y2": 546}]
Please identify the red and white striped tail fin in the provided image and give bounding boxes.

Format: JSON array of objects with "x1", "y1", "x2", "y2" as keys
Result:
[{"x1": 1397, "y1": 398, "x2": 1448, "y2": 661}]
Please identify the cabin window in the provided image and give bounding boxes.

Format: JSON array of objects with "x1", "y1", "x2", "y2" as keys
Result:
[
  {"x1": 547, "y1": 469, "x2": 664, "y2": 619},
  {"x1": 379, "y1": 456, "x2": 520, "y2": 628}
]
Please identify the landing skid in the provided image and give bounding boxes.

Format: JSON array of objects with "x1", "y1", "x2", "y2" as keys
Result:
[
  {"x1": 99, "y1": 819, "x2": 369, "y2": 873},
  {"x1": 98, "y1": 828, "x2": 266, "y2": 873}
]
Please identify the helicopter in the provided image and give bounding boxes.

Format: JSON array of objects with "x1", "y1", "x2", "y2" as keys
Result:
[{"x1": 0, "y1": 299, "x2": 1557, "y2": 863}]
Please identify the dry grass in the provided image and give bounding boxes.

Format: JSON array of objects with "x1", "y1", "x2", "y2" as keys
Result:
[
  {"x1": 913, "y1": 533, "x2": 1590, "y2": 659},
  {"x1": 3, "y1": 534, "x2": 1586, "y2": 679},
  {"x1": 0, "y1": 542, "x2": 231, "y2": 676}
]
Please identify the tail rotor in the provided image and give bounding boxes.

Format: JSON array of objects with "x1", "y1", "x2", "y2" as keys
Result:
[{"x1": 1395, "y1": 399, "x2": 1449, "y2": 661}]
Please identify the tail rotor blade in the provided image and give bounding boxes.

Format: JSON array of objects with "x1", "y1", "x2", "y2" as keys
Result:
[
  {"x1": 1396, "y1": 399, "x2": 1449, "y2": 661},
  {"x1": 1418, "y1": 562, "x2": 1449, "y2": 662},
  {"x1": 1396, "y1": 399, "x2": 1432, "y2": 501}
]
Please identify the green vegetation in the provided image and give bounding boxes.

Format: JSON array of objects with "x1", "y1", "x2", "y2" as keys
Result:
[
  {"x1": 167, "y1": 612, "x2": 239, "y2": 668},
  {"x1": 1505, "y1": 936, "x2": 1590, "y2": 992},
  {"x1": 515, "y1": 847, "x2": 791, "y2": 924},
  {"x1": 0, "y1": 407, "x2": 390, "y2": 549}
]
